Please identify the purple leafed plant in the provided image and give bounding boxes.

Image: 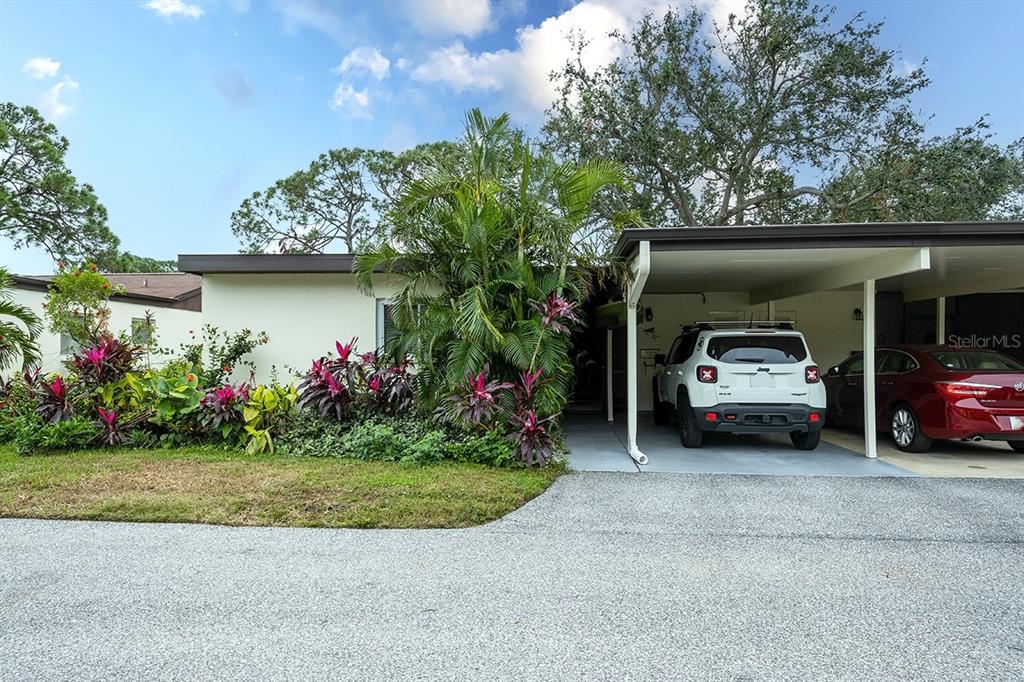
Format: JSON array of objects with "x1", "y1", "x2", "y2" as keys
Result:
[
  {"x1": 508, "y1": 408, "x2": 558, "y2": 467},
  {"x1": 34, "y1": 374, "x2": 74, "y2": 424},
  {"x1": 95, "y1": 407, "x2": 126, "y2": 446},
  {"x1": 529, "y1": 292, "x2": 580, "y2": 336},
  {"x1": 443, "y1": 367, "x2": 513, "y2": 429},
  {"x1": 201, "y1": 383, "x2": 251, "y2": 436},
  {"x1": 297, "y1": 341, "x2": 358, "y2": 421},
  {"x1": 69, "y1": 337, "x2": 141, "y2": 387}
]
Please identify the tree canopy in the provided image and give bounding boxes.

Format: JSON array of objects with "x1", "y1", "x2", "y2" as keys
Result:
[
  {"x1": 543, "y1": 0, "x2": 1022, "y2": 233},
  {"x1": 0, "y1": 102, "x2": 117, "y2": 261},
  {"x1": 231, "y1": 143, "x2": 461, "y2": 254}
]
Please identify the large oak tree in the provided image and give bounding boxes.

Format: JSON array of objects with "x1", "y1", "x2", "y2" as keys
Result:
[{"x1": 543, "y1": 0, "x2": 931, "y2": 230}]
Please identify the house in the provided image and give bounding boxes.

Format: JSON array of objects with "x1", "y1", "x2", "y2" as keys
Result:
[
  {"x1": 11, "y1": 272, "x2": 203, "y2": 374},
  {"x1": 180, "y1": 220, "x2": 1024, "y2": 461}
]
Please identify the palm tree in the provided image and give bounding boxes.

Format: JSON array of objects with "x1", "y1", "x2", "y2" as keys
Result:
[
  {"x1": 355, "y1": 109, "x2": 633, "y2": 414},
  {"x1": 0, "y1": 268, "x2": 42, "y2": 372}
]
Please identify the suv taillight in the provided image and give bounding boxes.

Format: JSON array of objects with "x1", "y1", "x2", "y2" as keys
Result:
[
  {"x1": 697, "y1": 365, "x2": 717, "y2": 383},
  {"x1": 805, "y1": 365, "x2": 820, "y2": 383}
]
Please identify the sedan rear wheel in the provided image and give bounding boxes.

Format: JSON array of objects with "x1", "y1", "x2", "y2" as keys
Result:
[{"x1": 891, "y1": 405, "x2": 933, "y2": 453}]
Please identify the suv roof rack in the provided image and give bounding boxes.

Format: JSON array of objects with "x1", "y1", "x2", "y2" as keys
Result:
[{"x1": 681, "y1": 320, "x2": 796, "y2": 332}]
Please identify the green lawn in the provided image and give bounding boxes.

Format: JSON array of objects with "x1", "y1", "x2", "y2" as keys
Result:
[{"x1": 0, "y1": 445, "x2": 562, "y2": 528}]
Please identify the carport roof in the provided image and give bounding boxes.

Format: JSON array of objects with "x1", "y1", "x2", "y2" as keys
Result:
[{"x1": 612, "y1": 221, "x2": 1024, "y2": 258}]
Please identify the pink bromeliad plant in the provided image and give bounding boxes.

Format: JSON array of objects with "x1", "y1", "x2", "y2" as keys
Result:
[
  {"x1": 35, "y1": 374, "x2": 74, "y2": 424},
  {"x1": 95, "y1": 407, "x2": 126, "y2": 446},
  {"x1": 200, "y1": 382, "x2": 252, "y2": 438},
  {"x1": 443, "y1": 366, "x2": 513, "y2": 429}
]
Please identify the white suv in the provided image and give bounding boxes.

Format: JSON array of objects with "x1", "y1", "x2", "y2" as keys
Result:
[{"x1": 652, "y1": 322, "x2": 827, "y2": 450}]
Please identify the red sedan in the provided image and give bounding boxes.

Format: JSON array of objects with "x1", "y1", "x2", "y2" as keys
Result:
[{"x1": 824, "y1": 345, "x2": 1024, "y2": 452}]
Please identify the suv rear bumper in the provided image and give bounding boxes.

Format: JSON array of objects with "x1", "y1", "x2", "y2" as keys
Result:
[{"x1": 694, "y1": 403, "x2": 825, "y2": 434}]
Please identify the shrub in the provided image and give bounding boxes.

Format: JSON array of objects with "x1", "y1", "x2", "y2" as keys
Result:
[
  {"x1": 94, "y1": 407, "x2": 127, "y2": 446},
  {"x1": 68, "y1": 337, "x2": 141, "y2": 388},
  {"x1": 43, "y1": 263, "x2": 124, "y2": 345},
  {"x1": 444, "y1": 429, "x2": 516, "y2": 467},
  {"x1": 32, "y1": 374, "x2": 74, "y2": 424},
  {"x1": 200, "y1": 383, "x2": 251, "y2": 440},
  {"x1": 174, "y1": 324, "x2": 269, "y2": 385},
  {"x1": 241, "y1": 384, "x2": 297, "y2": 455},
  {"x1": 12, "y1": 415, "x2": 96, "y2": 455},
  {"x1": 137, "y1": 371, "x2": 204, "y2": 434},
  {"x1": 276, "y1": 413, "x2": 348, "y2": 457},
  {"x1": 441, "y1": 367, "x2": 512, "y2": 430},
  {"x1": 342, "y1": 421, "x2": 409, "y2": 461}
]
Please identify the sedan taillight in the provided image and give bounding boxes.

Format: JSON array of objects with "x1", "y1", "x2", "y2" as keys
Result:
[
  {"x1": 697, "y1": 365, "x2": 718, "y2": 383},
  {"x1": 934, "y1": 381, "x2": 998, "y2": 400},
  {"x1": 805, "y1": 365, "x2": 820, "y2": 383}
]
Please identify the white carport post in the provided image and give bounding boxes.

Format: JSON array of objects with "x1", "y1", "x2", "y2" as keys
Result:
[
  {"x1": 863, "y1": 279, "x2": 877, "y2": 459},
  {"x1": 936, "y1": 297, "x2": 946, "y2": 344},
  {"x1": 606, "y1": 328, "x2": 614, "y2": 423},
  {"x1": 626, "y1": 241, "x2": 651, "y2": 465}
]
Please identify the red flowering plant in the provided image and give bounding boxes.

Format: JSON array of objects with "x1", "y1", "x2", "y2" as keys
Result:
[
  {"x1": 200, "y1": 382, "x2": 252, "y2": 439},
  {"x1": 32, "y1": 374, "x2": 75, "y2": 424}
]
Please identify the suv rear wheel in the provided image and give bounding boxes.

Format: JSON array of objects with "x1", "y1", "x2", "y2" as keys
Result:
[
  {"x1": 790, "y1": 430, "x2": 821, "y2": 450},
  {"x1": 676, "y1": 391, "x2": 703, "y2": 448}
]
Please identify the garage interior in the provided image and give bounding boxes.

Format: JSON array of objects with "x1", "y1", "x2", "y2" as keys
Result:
[{"x1": 569, "y1": 222, "x2": 1024, "y2": 476}]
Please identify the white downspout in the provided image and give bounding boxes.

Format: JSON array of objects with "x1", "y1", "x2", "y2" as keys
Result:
[
  {"x1": 863, "y1": 279, "x2": 877, "y2": 459},
  {"x1": 606, "y1": 327, "x2": 614, "y2": 423},
  {"x1": 626, "y1": 241, "x2": 651, "y2": 465},
  {"x1": 936, "y1": 297, "x2": 946, "y2": 345}
]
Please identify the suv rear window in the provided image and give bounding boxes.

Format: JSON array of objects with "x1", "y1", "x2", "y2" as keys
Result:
[
  {"x1": 929, "y1": 351, "x2": 1024, "y2": 371},
  {"x1": 706, "y1": 335, "x2": 808, "y2": 364}
]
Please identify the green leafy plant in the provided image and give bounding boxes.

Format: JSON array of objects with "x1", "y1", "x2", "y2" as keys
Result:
[
  {"x1": 173, "y1": 324, "x2": 269, "y2": 385},
  {"x1": 12, "y1": 415, "x2": 96, "y2": 455},
  {"x1": 242, "y1": 384, "x2": 298, "y2": 455},
  {"x1": 134, "y1": 371, "x2": 204, "y2": 433},
  {"x1": 276, "y1": 413, "x2": 348, "y2": 457},
  {"x1": 443, "y1": 429, "x2": 516, "y2": 467},
  {"x1": 43, "y1": 263, "x2": 125, "y2": 345},
  {"x1": 0, "y1": 268, "x2": 42, "y2": 371}
]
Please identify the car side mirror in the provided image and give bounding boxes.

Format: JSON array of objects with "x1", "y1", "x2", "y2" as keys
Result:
[
  {"x1": 655, "y1": 353, "x2": 667, "y2": 366},
  {"x1": 827, "y1": 366, "x2": 841, "y2": 377}
]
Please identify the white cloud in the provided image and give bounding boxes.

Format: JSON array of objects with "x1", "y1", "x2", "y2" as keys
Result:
[
  {"x1": 410, "y1": 0, "x2": 751, "y2": 118},
  {"x1": 334, "y1": 46, "x2": 390, "y2": 81},
  {"x1": 276, "y1": 0, "x2": 348, "y2": 43},
  {"x1": 228, "y1": 0, "x2": 251, "y2": 12},
  {"x1": 144, "y1": 0, "x2": 205, "y2": 20},
  {"x1": 412, "y1": 1, "x2": 631, "y2": 115},
  {"x1": 22, "y1": 57, "x2": 61, "y2": 80},
  {"x1": 395, "y1": 57, "x2": 409, "y2": 71},
  {"x1": 40, "y1": 75, "x2": 78, "y2": 121},
  {"x1": 407, "y1": 0, "x2": 492, "y2": 37},
  {"x1": 329, "y1": 82, "x2": 372, "y2": 119}
]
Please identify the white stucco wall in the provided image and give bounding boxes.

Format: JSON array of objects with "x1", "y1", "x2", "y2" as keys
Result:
[
  {"x1": 201, "y1": 273, "x2": 402, "y2": 384},
  {"x1": 631, "y1": 290, "x2": 865, "y2": 411},
  {"x1": 9, "y1": 287, "x2": 201, "y2": 376}
]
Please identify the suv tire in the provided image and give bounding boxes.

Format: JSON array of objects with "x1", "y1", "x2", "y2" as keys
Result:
[
  {"x1": 790, "y1": 430, "x2": 821, "y2": 451},
  {"x1": 652, "y1": 380, "x2": 669, "y2": 426},
  {"x1": 890, "y1": 404, "x2": 933, "y2": 453},
  {"x1": 676, "y1": 391, "x2": 703, "y2": 448}
]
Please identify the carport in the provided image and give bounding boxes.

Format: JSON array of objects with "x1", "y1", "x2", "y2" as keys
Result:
[{"x1": 606, "y1": 221, "x2": 1024, "y2": 466}]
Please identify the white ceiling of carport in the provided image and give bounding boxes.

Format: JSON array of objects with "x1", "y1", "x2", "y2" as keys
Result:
[{"x1": 642, "y1": 245, "x2": 1024, "y2": 302}]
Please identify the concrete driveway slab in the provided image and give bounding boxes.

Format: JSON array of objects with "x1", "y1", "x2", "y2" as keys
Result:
[{"x1": 2, "y1": 473, "x2": 1022, "y2": 681}]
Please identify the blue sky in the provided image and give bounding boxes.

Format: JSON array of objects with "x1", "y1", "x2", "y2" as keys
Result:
[{"x1": 2, "y1": 0, "x2": 1023, "y2": 274}]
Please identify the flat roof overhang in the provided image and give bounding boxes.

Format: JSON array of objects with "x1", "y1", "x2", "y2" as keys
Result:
[
  {"x1": 614, "y1": 221, "x2": 1024, "y2": 302},
  {"x1": 178, "y1": 253, "x2": 356, "y2": 274}
]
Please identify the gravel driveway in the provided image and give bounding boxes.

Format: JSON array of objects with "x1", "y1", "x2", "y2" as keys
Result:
[{"x1": 2, "y1": 473, "x2": 1023, "y2": 681}]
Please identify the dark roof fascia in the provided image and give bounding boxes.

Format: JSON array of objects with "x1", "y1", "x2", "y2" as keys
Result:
[
  {"x1": 10, "y1": 275, "x2": 199, "y2": 310},
  {"x1": 612, "y1": 221, "x2": 1024, "y2": 259},
  {"x1": 177, "y1": 253, "x2": 357, "y2": 274}
]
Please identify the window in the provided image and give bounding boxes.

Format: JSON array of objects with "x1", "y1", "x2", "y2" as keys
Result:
[
  {"x1": 131, "y1": 317, "x2": 154, "y2": 345},
  {"x1": 376, "y1": 299, "x2": 399, "y2": 350},
  {"x1": 841, "y1": 354, "x2": 864, "y2": 376},
  {"x1": 879, "y1": 351, "x2": 918, "y2": 374},
  {"x1": 60, "y1": 333, "x2": 81, "y2": 357},
  {"x1": 706, "y1": 335, "x2": 808, "y2": 364},
  {"x1": 929, "y1": 351, "x2": 1024, "y2": 371},
  {"x1": 669, "y1": 332, "x2": 697, "y2": 364}
]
